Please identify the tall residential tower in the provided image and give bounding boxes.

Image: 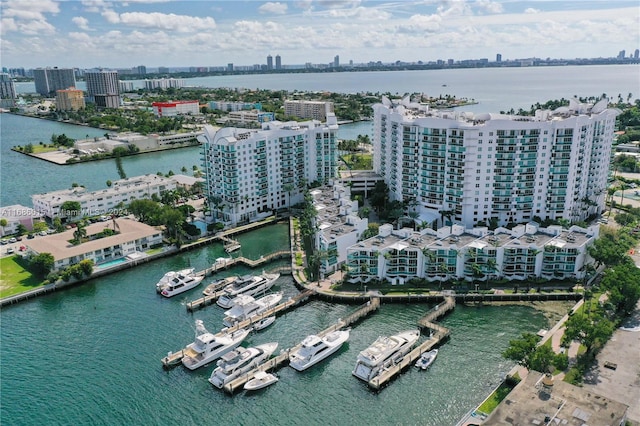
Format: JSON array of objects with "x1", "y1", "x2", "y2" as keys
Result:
[
  {"x1": 373, "y1": 96, "x2": 620, "y2": 228},
  {"x1": 200, "y1": 115, "x2": 339, "y2": 224},
  {"x1": 85, "y1": 70, "x2": 120, "y2": 108},
  {"x1": 33, "y1": 67, "x2": 76, "y2": 96}
]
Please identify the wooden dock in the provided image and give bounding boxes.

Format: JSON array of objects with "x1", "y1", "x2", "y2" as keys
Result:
[
  {"x1": 368, "y1": 296, "x2": 455, "y2": 390},
  {"x1": 222, "y1": 298, "x2": 380, "y2": 394},
  {"x1": 196, "y1": 250, "x2": 291, "y2": 277}
]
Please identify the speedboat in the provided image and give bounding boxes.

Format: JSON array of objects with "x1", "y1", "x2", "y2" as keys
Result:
[
  {"x1": 203, "y1": 276, "x2": 237, "y2": 296},
  {"x1": 244, "y1": 371, "x2": 278, "y2": 391},
  {"x1": 156, "y1": 268, "x2": 195, "y2": 292},
  {"x1": 415, "y1": 349, "x2": 438, "y2": 370},
  {"x1": 181, "y1": 320, "x2": 250, "y2": 370},
  {"x1": 158, "y1": 271, "x2": 204, "y2": 298},
  {"x1": 223, "y1": 292, "x2": 283, "y2": 327},
  {"x1": 208, "y1": 342, "x2": 278, "y2": 388},
  {"x1": 224, "y1": 241, "x2": 241, "y2": 253},
  {"x1": 289, "y1": 329, "x2": 350, "y2": 372},
  {"x1": 253, "y1": 316, "x2": 275, "y2": 331},
  {"x1": 352, "y1": 329, "x2": 420, "y2": 382},
  {"x1": 216, "y1": 272, "x2": 280, "y2": 308}
]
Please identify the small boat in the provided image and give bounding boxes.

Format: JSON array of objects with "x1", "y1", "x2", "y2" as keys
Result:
[
  {"x1": 244, "y1": 371, "x2": 278, "y2": 391},
  {"x1": 155, "y1": 268, "x2": 194, "y2": 292},
  {"x1": 216, "y1": 273, "x2": 280, "y2": 309},
  {"x1": 224, "y1": 241, "x2": 241, "y2": 253},
  {"x1": 181, "y1": 320, "x2": 250, "y2": 370},
  {"x1": 253, "y1": 316, "x2": 275, "y2": 331},
  {"x1": 214, "y1": 257, "x2": 232, "y2": 268},
  {"x1": 203, "y1": 276, "x2": 237, "y2": 296},
  {"x1": 208, "y1": 342, "x2": 278, "y2": 389},
  {"x1": 415, "y1": 349, "x2": 438, "y2": 370},
  {"x1": 222, "y1": 292, "x2": 283, "y2": 327},
  {"x1": 158, "y1": 270, "x2": 204, "y2": 298},
  {"x1": 289, "y1": 329, "x2": 350, "y2": 372},
  {"x1": 352, "y1": 329, "x2": 420, "y2": 382}
]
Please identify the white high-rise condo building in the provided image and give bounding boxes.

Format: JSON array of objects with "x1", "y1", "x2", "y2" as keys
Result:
[
  {"x1": 200, "y1": 115, "x2": 339, "y2": 224},
  {"x1": 373, "y1": 96, "x2": 620, "y2": 228},
  {"x1": 85, "y1": 70, "x2": 120, "y2": 109}
]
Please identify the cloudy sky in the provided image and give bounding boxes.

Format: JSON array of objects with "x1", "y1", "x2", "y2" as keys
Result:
[{"x1": 1, "y1": 0, "x2": 639, "y2": 69}]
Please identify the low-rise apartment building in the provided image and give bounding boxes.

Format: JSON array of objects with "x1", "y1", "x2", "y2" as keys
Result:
[
  {"x1": 346, "y1": 221, "x2": 598, "y2": 285},
  {"x1": 32, "y1": 175, "x2": 176, "y2": 221},
  {"x1": 25, "y1": 218, "x2": 162, "y2": 271}
]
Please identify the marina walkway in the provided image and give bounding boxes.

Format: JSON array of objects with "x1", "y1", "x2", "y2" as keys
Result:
[{"x1": 222, "y1": 298, "x2": 381, "y2": 394}]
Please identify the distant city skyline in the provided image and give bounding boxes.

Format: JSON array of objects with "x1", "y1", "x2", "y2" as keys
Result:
[{"x1": 1, "y1": 0, "x2": 639, "y2": 69}]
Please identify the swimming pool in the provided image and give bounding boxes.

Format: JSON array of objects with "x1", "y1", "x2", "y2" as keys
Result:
[{"x1": 97, "y1": 258, "x2": 128, "y2": 269}]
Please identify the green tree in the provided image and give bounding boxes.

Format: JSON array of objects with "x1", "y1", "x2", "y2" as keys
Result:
[
  {"x1": 72, "y1": 222, "x2": 88, "y2": 244},
  {"x1": 0, "y1": 218, "x2": 7, "y2": 235},
  {"x1": 282, "y1": 183, "x2": 295, "y2": 212},
  {"x1": 563, "y1": 311, "x2": 615, "y2": 353},
  {"x1": 128, "y1": 199, "x2": 162, "y2": 224},
  {"x1": 78, "y1": 259, "x2": 94, "y2": 276},
  {"x1": 600, "y1": 263, "x2": 640, "y2": 316},
  {"x1": 53, "y1": 217, "x2": 65, "y2": 233},
  {"x1": 502, "y1": 332, "x2": 539, "y2": 370},
  {"x1": 106, "y1": 180, "x2": 112, "y2": 187},
  {"x1": 30, "y1": 253, "x2": 55, "y2": 277},
  {"x1": 24, "y1": 143, "x2": 34, "y2": 153},
  {"x1": 16, "y1": 224, "x2": 28, "y2": 236},
  {"x1": 60, "y1": 201, "x2": 82, "y2": 221},
  {"x1": 528, "y1": 345, "x2": 556, "y2": 373}
]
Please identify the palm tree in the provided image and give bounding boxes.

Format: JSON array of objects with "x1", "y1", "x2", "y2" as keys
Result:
[
  {"x1": 282, "y1": 183, "x2": 295, "y2": 213},
  {"x1": 0, "y1": 218, "x2": 7, "y2": 237},
  {"x1": 73, "y1": 222, "x2": 88, "y2": 244}
]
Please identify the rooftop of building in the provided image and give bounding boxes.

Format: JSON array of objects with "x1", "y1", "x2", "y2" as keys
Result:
[
  {"x1": 32, "y1": 174, "x2": 175, "y2": 202},
  {"x1": 485, "y1": 371, "x2": 628, "y2": 426},
  {"x1": 378, "y1": 95, "x2": 620, "y2": 124},
  {"x1": 26, "y1": 218, "x2": 161, "y2": 261}
]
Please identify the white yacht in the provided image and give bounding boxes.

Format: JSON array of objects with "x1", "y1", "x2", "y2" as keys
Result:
[
  {"x1": 158, "y1": 271, "x2": 204, "y2": 298},
  {"x1": 415, "y1": 349, "x2": 438, "y2": 370},
  {"x1": 222, "y1": 292, "x2": 283, "y2": 327},
  {"x1": 352, "y1": 329, "x2": 420, "y2": 382},
  {"x1": 244, "y1": 371, "x2": 278, "y2": 391},
  {"x1": 156, "y1": 268, "x2": 195, "y2": 292},
  {"x1": 216, "y1": 273, "x2": 280, "y2": 308},
  {"x1": 208, "y1": 342, "x2": 278, "y2": 388},
  {"x1": 289, "y1": 329, "x2": 350, "y2": 372},
  {"x1": 181, "y1": 320, "x2": 250, "y2": 370},
  {"x1": 202, "y1": 276, "x2": 237, "y2": 297},
  {"x1": 253, "y1": 316, "x2": 275, "y2": 331}
]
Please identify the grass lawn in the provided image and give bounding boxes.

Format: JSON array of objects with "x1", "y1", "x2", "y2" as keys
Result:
[
  {"x1": 146, "y1": 248, "x2": 164, "y2": 255},
  {"x1": 477, "y1": 382, "x2": 514, "y2": 414},
  {"x1": 0, "y1": 255, "x2": 46, "y2": 298}
]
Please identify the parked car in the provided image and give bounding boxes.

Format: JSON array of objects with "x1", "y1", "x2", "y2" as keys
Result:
[
  {"x1": 8, "y1": 237, "x2": 17, "y2": 243},
  {"x1": 27, "y1": 234, "x2": 35, "y2": 239},
  {"x1": 38, "y1": 231, "x2": 47, "y2": 236},
  {"x1": 6, "y1": 248, "x2": 15, "y2": 254},
  {"x1": 0, "y1": 239, "x2": 8, "y2": 245}
]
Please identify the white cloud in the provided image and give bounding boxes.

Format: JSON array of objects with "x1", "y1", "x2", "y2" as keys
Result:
[
  {"x1": 325, "y1": 6, "x2": 391, "y2": 20},
  {"x1": 316, "y1": 0, "x2": 362, "y2": 9},
  {"x1": 0, "y1": 0, "x2": 59, "y2": 35},
  {"x1": 259, "y1": 2, "x2": 288, "y2": 15},
  {"x1": 72, "y1": 16, "x2": 91, "y2": 31},
  {"x1": 475, "y1": 0, "x2": 503, "y2": 14},
  {"x1": 404, "y1": 14, "x2": 442, "y2": 32},
  {"x1": 100, "y1": 11, "x2": 216, "y2": 32},
  {"x1": 525, "y1": 8, "x2": 540, "y2": 14},
  {"x1": 0, "y1": 18, "x2": 18, "y2": 35}
]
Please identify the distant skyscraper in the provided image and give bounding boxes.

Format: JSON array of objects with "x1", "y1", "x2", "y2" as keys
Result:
[
  {"x1": 333, "y1": 55, "x2": 339, "y2": 68},
  {"x1": 275, "y1": 55, "x2": 282, "y2": 70},
  {"x1": 134, "y1": 65, "x2": 147, "y2": 75},
  {"x1": 618, "y1": 50, "x2": 626, "y2": 59},
  {"x1": 635, "y1": 49, "x2": 639, "y2": 59},
  {"x1": 0, "y1": 73, "x2": 17, "y2": 107},
  {"x1": 33, "y1": 67, "x2": 76, "y2": 96},
  {"x1": 227, "y1": 63, "x2": 234, "y2": 72},
  {"x1": 158, "y1": 67, "x2": 170, "y2": 74},
  {"x1": 496, "y1": 53, "x2": 502, "y2": 62},
  {"x1": 267, "y1": 55, "x2": 273, "y2": 70},
  {"x1": 85, "y1": 70, "x2": 120, "y2": 109}
]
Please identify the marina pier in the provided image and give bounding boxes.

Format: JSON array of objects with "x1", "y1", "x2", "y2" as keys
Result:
[
  {"x1": 222, "y1": 298, "x2": 381, "y2": 394},
  {"x1": 368, "y1": 297, "x2": 455, "y2": 390}
]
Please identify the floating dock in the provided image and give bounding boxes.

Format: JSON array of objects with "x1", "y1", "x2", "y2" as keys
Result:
[
  {"x1": 368, "y1": 296, "x2": 455, "y2": 390},
  {"x1": 222, "y1": 298, "x2": 381, "y2": 394}
]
